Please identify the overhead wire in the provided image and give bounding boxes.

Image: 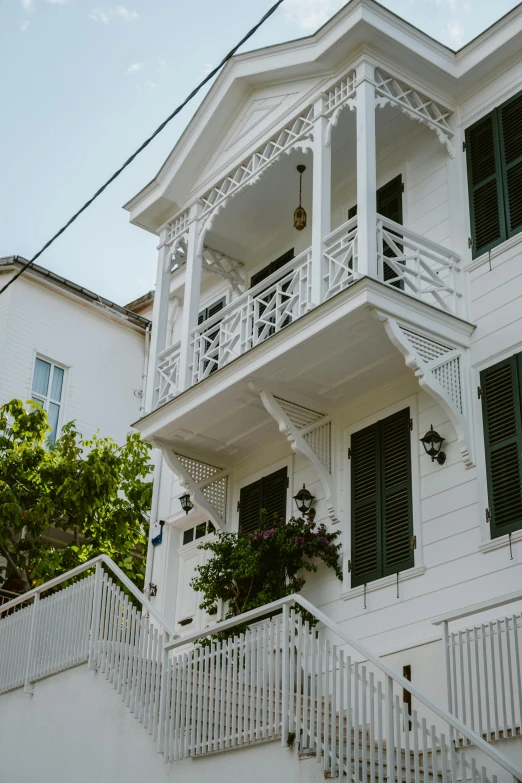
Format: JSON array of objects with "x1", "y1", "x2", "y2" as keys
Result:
[{"x1": 0, "y1": 0, "x2": 286, "y2": 297}]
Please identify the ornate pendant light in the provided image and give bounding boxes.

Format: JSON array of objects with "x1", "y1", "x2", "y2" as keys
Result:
[{"x1": 294, "y1": 164, "x2": 307, "y2": 231}]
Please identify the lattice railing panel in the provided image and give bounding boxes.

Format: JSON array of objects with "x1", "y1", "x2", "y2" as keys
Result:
[
  {"x1": 166, "y1": 210, "x2": 190, "y2": 244},
  {"x1": 323, "y1": 218, "x2": 358, "y2": 300},
  {"x1": 201, "y1": 476, "x2": 227, "y2": 522},
  {"x1": 274, "y1": 397, "x2": 324, "y2": 429},
  {"x1": 175, "y1": 454, "x2": 221, "y2": 483},
  {"x1": 157, "y1": 342, "x2": 181, "y2": 407},
  {"x1": 325, "y1": 71, "x2": 356, "y2": 115},
  {"x1": 433, "y1": 356, "x2": 463, "y2": 413},
  {"x1": 200, "y1": 107, "x2": 314, "y2": 219},
  {"x1": 303, "y1": 421, "x2": 331, "y2": 473},
  {"x1": 399, "y1": 328, "x2": 451, "y2": 363}
]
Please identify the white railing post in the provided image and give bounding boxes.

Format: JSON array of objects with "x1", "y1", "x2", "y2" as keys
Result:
[
  {"x1": 88, "y1": 562, "x2": 103, "y2": 670},
  {"x1": 441, "y1": 620, "x2": 455, "y2": 745},
  {"x1": 311, "y1": 95, "x2": 331, "y2": 307},
  {"x1": 178, "y1": 201, "x2": 204, "y2": 392},
  {"x1": 23, "y1": 592, "x2": 39, "y2": 694},
  {"x1": 146, "y1": 227, "x2": 171, "y2": 412},
  {"x1": 385, "y1": 674, "x2": 395, "y2": 783},
  {"x1": 355, "y1": 60, "x2": 377, "y2": 279},
  {"x1": 281, "y1": 602, "x2": 290, "y2": 746}
]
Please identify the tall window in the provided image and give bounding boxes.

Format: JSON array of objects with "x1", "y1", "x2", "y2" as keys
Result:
[
  {"x1": 466, "y1": 90, "x2": 522, "y2": 257},
  {"x1": 31, "y1": 357, "x2": 65, "y2": 446},
  {"x1": 350, "y1": 408, "x2": 414, "y2": 588},
  {"x1": 480, "y1": 352, "x2": 522, "y2": 539},
  {"x1": 238, "y1": 467, "x2": 288, "y2": 534}
]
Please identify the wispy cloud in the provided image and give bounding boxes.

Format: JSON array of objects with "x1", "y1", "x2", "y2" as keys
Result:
[
  {"x1": 90, "y1": 5, "x2": 138, "y2": 23},
  {"x1": 20, "y1": 20, "x2": 31, "y2": 31},
  {"x1": 20, "y1": 0, "x2": 34, "y2": 11},
  {"x1": 436, "y1": 0, "x2": 472, "y2": 47},
  {"x1": 283, "y1": 0, "x2": 345, "y2": 32},
  {"x1": 201, "y1": 63, "x2": 214, "y2": 76},
  {"x1": 156, "y1": 58, "x2": 167, "y2": 73},
  {"x1": 126, "y1": 61, "x2": 143, "y2": 74}
]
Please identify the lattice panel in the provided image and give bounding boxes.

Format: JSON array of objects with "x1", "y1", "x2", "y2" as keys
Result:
[
  {"x1": 325, "y1": 71, "x2": 356, "y2": 115},
  {"x1": 200, "y1": 106, "x2": 314, "y2": 218},
  {"x1": 400, "y1": 328, "x2": 451, "y2": 363},
  {"x1": 374, "y1": 67, "x2": 453, "y2": 155},
  {"x1": 303, "y1": 421, "x2": 332, "y2": 473},
  {"x1": 156, "y1": 344, "x2": 181, "y2": 407},
  {"x1": 275, "y1": 397, "x2": 324, "y2": 429},
  {"x1": 175, "y1": 454, "x2": 221, "y2": 483},
  {"x1": 433, "y1": 357, "x2": 463, "y2": 413},
  {"x1": 202, "y1": 477, "x2": 227, "y2": 522},
  {"x1": 324, "y1": 218, "x2": 358, "y2": 300},
  {"x1": 166, "y1": 210, "x2": 190, "y2": 244}
]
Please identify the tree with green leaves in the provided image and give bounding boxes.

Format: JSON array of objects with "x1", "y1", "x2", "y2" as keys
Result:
[
  {"x1": 191, "y1": 510, "x2": 342, "y2": 637},
  {"x1": 0, "y1": 399, "x2": 153, "y2": 593}
]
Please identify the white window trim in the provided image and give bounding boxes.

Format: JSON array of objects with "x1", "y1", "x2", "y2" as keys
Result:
[
  {"x1": 232, "y1": 455, "x2": 294, "y2": 534},
  {"x1": 340, "y1": 393, "x2": 424, "y2": 601},
  {"x1": 29, "y1": 352, "x2": 69, "y2": 443},
  {"x1": 471, "y1": 344, "x2": 522, "y2": 550}
]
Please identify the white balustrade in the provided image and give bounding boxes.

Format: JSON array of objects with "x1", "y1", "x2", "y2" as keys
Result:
[
  {"x1": 156, "y1": 341, "x2": 181, "y2": 406},
  {"x1": 323, "y1": 217, "x2": 358, "y2": 299},
  {"x1": 191, "y1": 248, "x2": 312, "y2": 384},
  {"x1": 0, "y1": 558, "x2": 519, "y2": 781}
]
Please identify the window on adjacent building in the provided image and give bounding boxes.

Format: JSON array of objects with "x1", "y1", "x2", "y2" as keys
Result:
[
  {"x1": 350, "y1": 408, "x2": 413, "y2": 588},
  {"x1": 465, "y1": 90, "x2": 522, "y2": 258},
  {"x1": 238, "y1": 467, "x2": 288, "y2": 534},
  {"x1": 31, "y1": 357, "x2": 65, "y2": 446},
  {"x1": 480, "y1": 353, "x2": 522, "y2": 539}
]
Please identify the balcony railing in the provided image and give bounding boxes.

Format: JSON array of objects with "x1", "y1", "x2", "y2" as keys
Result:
[{"x1": 156, "y1": 217, "x2": 462, "y2": 402}]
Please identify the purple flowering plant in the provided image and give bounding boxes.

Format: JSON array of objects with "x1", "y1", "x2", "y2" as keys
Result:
[{"x1": 191, "y1": 509, "x2": 342, "y2": 640}]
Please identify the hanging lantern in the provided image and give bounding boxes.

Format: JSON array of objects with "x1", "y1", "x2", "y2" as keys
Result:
[
  {"x1": 420, "y1": 425, "x2": 446, "y2": 465},
  {"x1": 294, "y1": 164, "x2": 307, "y2": 231},
  {"x1": 293, "y1": 483, "x2": 315, "y2": 516},
  {"x1": 179, "y1": 492, "x2": 194, "y2": 515}
]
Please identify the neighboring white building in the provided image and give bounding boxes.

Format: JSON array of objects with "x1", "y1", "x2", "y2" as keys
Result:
[
  {"x1": 0, "y1": 256, "x2": 151, "y2": 445},
  {"x1": 2, "y1": 3, "x2": 522, "y2": 782}
]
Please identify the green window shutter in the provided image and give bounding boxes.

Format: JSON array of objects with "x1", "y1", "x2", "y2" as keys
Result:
[
  {"x1": 377, "y1": 175, "x2": 404, "y2": 288},
  {"x1": 499, "y1": 92, "x2": 522, "y2": 239},
  {"x1": 250, "y1": 249, "x2": 294, "y2": 289},
  {"x1": 262, "y1": 467, "x2": 288, "y2": 523},
  {"x1": 381, "y1": 408, "x2": 414, "y2": 576},
  {"x1": 465, "y1": 113, "x2": 505, "y2": 257},
  {"x1": 350, "y1": 423, "x2": 382, "y2": 588},
  {"x1": 239, "y1": 479, "x2": 263, "y2": 534},
  {"x1": 480, "y1": 356, "x2": 522, "y2": 539}
]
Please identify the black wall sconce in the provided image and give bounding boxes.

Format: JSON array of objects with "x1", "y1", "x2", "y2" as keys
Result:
[
  {"x1": 179, "y1": 492, "x2": 194, "y2": 515},
  {"x1": 420, "y1": 425, "x2": 446, "y2": 465},
  {"x1": 293, "y1": 483, "x2": 316, "y2": 519}
]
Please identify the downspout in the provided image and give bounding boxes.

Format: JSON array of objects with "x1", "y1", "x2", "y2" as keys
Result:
[{"x1": 140, "y1": 322, "x2": 151, "y2": 416}]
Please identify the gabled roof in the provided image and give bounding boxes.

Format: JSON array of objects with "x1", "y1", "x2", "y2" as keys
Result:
[
  {"x1": 123, "y1": 0, "x2": 522, "y2": 233},
  {"x1": 0, "y1": 257, "x2": 151, "y2": 330}
]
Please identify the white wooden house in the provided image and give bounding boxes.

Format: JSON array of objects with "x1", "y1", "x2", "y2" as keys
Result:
[{"x1": 2, "y1": 3, "x2": 522, "y2": 781}]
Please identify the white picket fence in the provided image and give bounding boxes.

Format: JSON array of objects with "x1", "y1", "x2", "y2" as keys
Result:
[{"x1": 0, "y1": 556, "x2": 521, "y2": 783}]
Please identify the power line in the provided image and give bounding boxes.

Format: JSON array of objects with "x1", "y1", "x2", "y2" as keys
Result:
[{"x1": 0, "y1": 0, "x2": 285, "y2": 297}]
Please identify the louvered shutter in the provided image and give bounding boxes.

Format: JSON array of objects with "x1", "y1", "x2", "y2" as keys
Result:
[
  {"x1": 239, "y1": 480, "x2": 263, "y2": 534},
  {"x1": 350, "y1": 423, "x2": 382, "y2": 588},
  {"x1": 377, "y1": 175, "x2": 404, "y2": 288},
  {"x1": 262, "y1": 467, "x2": 288, "y2": 523},
  {"x1": 381, "y1": 408, "x2": 413, "y2": 576},
  {"x1": 466, "y1": 114, "x2": 505, "y2": 257},
  {"x1": 250, "y1": 249, "x2": 295, "y2": 289},
  {"x1": 480, "y1": 356, "x2": 522, "y2": 539},
  {"x1": 499, "y1": 92, "x2": 522, "y2": 239}
]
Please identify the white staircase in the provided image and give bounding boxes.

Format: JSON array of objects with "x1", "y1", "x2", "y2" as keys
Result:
[{"x1": 0, "y1": 556, "x2": 520, "y2": 783}]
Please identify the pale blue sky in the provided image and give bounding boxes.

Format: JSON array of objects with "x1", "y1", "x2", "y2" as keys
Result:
[{"x1": 1, "y1": 0, "x2": 519, "y2": 306}]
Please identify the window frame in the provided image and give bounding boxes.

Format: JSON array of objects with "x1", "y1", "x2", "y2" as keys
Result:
[
  {"x1": 30, "y1": 354, "x2": 68, "y2": 446},
  {"x1": 341, "y1": 394, "x2": 423, "y2": 597},
  {"x1": 465, "y1": 88, "x2": 522, "y2": 259}
]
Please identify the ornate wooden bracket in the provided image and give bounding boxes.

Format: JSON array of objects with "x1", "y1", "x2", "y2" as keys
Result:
[
  {"x1": 248, "y1": 384, "x2": 341, "y2": 524},
  {"x1": 152, "y1": 439, "x2": 228, "y2": 531},
  {"x1": 372, "y1": 312, "x2": 474, "y2": 468}
]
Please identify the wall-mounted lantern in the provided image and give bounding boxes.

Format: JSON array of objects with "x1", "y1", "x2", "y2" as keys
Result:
[
  {"x1": 293, "y1": 165, "x2": 307, "y2": 231},
  {"x1": 420, "y1": 425, "x2": 446, "y2": 465},
  {"x1": 179, "y1": 493, "x2": 194, "y2": 515},
  {"x1": 293, "y1": 483, "x2": 315, "y2": 518}
]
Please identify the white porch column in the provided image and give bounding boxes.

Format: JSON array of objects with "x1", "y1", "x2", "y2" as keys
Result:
[
  {"x1": 355, "y1": 61, "x2": 377, "y2": 278},
  {"x1": 311, "y1": 95, "x2": 331, "y2": 307},
  {"x1": 178, "y1": 201, "x2": 203, "y2": 392},
  {"x1": 145, "y1": 226, "x2": 170, "y2": 412}
]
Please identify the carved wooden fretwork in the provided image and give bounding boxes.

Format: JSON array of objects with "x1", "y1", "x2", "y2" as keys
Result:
[
  {"x1": 166, "y1": 210, "x2": 190, "y2": 245},
  {"x1": 199, "y1": 106, "x2": 315, "y2": 232},
  {"x1": 153, "y1": 441, "x2": 228, "y2": 530},
  {"x1": 324, "y1": 71, "x2": 356, "y2": 147},
  {"x1": 373, "y1": 313, "x2": 474, "y2": 468},
  {"x1": 254, "y1": 388, "x2": 340, "y2": 525},
  {"x1": 202, "y1": 247, "x2": 246, "y2": 295},
  {"x1": 374, "y1": 67, "x2": 454, "y2": 157}
]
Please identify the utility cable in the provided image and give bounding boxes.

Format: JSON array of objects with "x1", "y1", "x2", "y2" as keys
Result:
[{"x1": 0, "y1": 0, "x2": 285, "y2": 297}]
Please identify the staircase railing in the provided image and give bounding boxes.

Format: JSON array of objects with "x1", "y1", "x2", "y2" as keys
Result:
[{"x1": 0, "y1": 558, "x2": 521, "y2": 782}]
